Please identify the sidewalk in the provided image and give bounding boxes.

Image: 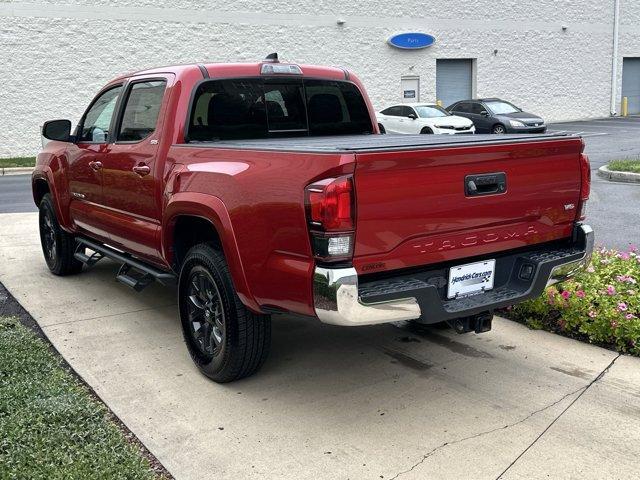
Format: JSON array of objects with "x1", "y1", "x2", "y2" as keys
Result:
[
  {"x1": 1, "y1": 212, "x2": 639, "y2": 480},
  {"x1": 0, "y1": 166, "x2": 33, "y2": 176}
]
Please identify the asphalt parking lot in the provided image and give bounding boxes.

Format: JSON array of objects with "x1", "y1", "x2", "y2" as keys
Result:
[
  {"x1": 1, "y1": 213, "x2": 639, "y2": 480},
  {"x1": 546, "y1": 116, "x2": 640, "y2": 251},
  {"x1": 547, "y1": 115, "x2": 640, "y2": 167}
]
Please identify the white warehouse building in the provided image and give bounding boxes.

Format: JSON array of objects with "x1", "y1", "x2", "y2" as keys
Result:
[{"x1": 1, "y1": 0, "x2": 639, "y2": 157}]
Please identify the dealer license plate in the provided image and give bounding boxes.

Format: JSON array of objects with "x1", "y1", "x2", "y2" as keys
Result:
[{"x1": 447, "y1": 259, "x2": 496, "y2": 299}]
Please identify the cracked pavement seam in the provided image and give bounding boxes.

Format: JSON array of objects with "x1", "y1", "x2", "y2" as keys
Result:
[
  {"x1": 388, "y1": 354, "x2": 621, "y2": 480},
  {"x1": 494, "y1": 353, "x2": 621, "y2": 479},
  {"x1": 41, "y1": 303, "x2": 178, "y2": 328}
]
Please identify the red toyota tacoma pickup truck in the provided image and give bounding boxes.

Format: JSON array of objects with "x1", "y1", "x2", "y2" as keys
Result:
[{"x1": 33, "y1": 56, "x2": 593, "y2": 382}]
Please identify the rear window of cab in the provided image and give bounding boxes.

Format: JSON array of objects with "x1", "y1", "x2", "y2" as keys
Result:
[{"x1": 186, "y1": 78, "x2": 373, "y2": 141}]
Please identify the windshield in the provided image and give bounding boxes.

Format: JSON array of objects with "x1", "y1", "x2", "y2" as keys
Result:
[
  {"x1": 414, "y1": 105, "x2": 450, "y2": 118},
  {"x1": 187, "y1": 78, "x2": 373, "y2": 141},
  {"x1": 485, "y1": 100, "x2": 521, "y2": 114}
]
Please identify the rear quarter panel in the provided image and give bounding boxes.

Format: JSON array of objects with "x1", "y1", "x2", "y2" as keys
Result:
[{"x1": 164, "y1": 146, "x2": 355, "y2": 316}]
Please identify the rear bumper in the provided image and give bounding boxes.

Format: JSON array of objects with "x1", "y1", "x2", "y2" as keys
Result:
[{"x1": 313, "y1": 224, "x2": 594, "y2": 327}]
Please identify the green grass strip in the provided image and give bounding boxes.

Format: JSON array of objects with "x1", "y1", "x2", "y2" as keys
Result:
[
  {"x1": 0, "y1": 157, "x2": 36, "y2": 168},
  {"x1": 0, "y1": 317, "x2": 161, "y2": 479},
  {"x1": 608, "y1": 159, "x2": 640, "y2": 174}
]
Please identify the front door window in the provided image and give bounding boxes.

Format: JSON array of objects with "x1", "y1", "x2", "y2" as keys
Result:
[{"x1": 79, "y1": 86, "x2": 122, "y2": 143}]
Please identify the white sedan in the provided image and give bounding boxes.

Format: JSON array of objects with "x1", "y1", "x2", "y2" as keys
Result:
[{"x1": 377, "y1": 103, "x2": 475, "y2": 135}]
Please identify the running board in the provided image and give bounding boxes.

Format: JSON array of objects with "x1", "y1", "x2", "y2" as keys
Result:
[{"x1": 75, "y1": 237, "x2": 177, "y2": 291}]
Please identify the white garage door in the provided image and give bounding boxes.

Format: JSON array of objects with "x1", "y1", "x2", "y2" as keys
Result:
[
  {"x1": 436, "y1": 59, "x2": 473, "y2": 109},
  {"x1": 622, "y1": 58, "x2": 640, "y2": 115}
]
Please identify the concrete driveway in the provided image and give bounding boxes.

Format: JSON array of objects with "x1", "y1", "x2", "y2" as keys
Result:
[{"x1": 1, "y1": 212, "x2": 639, "y2": 480}]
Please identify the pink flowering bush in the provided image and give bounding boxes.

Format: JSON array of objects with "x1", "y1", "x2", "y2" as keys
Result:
[{"x1": 508, "y1": 246, "x2": 640, "y2": 355}]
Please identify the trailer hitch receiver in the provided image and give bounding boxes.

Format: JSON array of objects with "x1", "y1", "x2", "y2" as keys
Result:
[{"x1": 450, "y1": 311, "x2": 493, "y2": 334}]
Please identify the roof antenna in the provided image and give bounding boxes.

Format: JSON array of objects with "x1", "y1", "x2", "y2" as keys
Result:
[{"x1": 264, "y1": 52, "x2": 279, "y2": 63}]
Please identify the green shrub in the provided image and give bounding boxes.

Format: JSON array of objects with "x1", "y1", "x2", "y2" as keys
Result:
[{"x1": 508, "y1": 246, "x2": 640, "y2": 354}]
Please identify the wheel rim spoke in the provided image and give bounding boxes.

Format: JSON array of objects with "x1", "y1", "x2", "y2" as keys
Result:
[
  {"x1": 200, "y1": 322, "x2": 213, "y2": 354},
  {"x1": 188, "y1": 294, "x2": 205, "y2": 310},
  {"x1": 186, "y1": 270, "x2": 225, "y2": 357},
  {"x1": 41, "y1": 211, "x2": 57, "y2": 260}
]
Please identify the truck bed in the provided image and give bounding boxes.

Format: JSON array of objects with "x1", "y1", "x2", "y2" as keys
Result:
[{"x1": 182, "y1": 133, "x2": 575, "y2": 153}]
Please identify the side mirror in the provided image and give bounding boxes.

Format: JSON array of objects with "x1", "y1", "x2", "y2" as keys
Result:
[
  {"x1": 407, "y1": 113, "x2": 417, "y2": 120},
  {"x1": 480, "y1": 110, "x2": 489, "y2": 117},
  {"x1": 42, "y1": 119, "x2": 72, "y2": 142}
]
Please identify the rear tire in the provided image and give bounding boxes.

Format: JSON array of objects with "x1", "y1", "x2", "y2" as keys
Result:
[
  {"x1": 420, "y1": 127, "x2": 434, "y2": 134},
  {"x1": 179, "y1": 244, "x2": 271, "y2": 383},
  {"x1": 38, "y1": 193, "x2": 83, "y2": 276},
  {"x1": 492, "y1": 124, "x2": 506, "y2": 134}
]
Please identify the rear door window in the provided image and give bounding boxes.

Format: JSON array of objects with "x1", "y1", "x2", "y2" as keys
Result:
[
  {"x1": 117, "y1": 80, "x2": 166, "y2": 142},
  {"x1": 381, "y1": 106, "x2": 402, "y2": 116},
  {"x1": 187, "y1": 78, "x2": 372, "y2": 141}
]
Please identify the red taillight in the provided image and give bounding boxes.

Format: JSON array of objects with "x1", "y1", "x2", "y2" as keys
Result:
[
  {"x1": 307, "y1": 176, "x2": 354, "y2": 231},
  {"x1": 578, "y1": 153, "x2": 591, "y2": 220},
  {"x1": 305, "y1": 175, "x2": 355, "y2": 262}
]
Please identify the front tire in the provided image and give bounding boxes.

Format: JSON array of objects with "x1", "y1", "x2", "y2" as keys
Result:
[
  {"x1": 420, "y1": 127, "x2": 434, "y2": 134},
  {"x1": 38, "y1": 193, "x2": 83, "y2": 276},
  {"x1": 492, "y1": 124, "x2": 506, "y2": 134},
  {"x1": 179, "y1": 244, "x2": 271, "y2": 383}
]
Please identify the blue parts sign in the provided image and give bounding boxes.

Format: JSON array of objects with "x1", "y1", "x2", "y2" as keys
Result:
[{"x1": 387, "y1": 32, "x2": 436, "y2": 50}]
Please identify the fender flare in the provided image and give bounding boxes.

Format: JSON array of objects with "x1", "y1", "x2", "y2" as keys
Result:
[
  {"x1": 162, "y1": 192, "x2": 260, "y2": 312},
  {"x1": 32, "y1": 167, "x2": 73, "y2": 231}
]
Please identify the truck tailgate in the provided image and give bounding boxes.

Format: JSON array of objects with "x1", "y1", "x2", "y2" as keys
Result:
[{"x1": 352, "y1": 136, "x2": 583, "y2": 274}]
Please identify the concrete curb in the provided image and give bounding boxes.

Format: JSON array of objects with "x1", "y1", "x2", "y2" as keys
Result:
[
  {"x1": 0, "y1": 166, "x2": 34, "y2": 176},
  {"x1": 597, "y1": 165, "x2": 640, "y2": 184}
]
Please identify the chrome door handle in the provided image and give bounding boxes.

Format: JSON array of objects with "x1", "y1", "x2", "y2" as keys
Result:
[
  {"x1": 89, "y1": 160, "x2": 103, "y2": 171},
  {"x1": 132, "y1": 164, "x2": 151, "y2": 176}
]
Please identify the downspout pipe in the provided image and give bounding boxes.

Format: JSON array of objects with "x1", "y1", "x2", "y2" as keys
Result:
[{"x1": 610, "y1": 0, "x2": 621, "y2": 115}]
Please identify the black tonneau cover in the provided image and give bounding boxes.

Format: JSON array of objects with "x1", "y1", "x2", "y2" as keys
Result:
[{"x1": 180, "y1": 133, "x2": 575, "y2": 153}]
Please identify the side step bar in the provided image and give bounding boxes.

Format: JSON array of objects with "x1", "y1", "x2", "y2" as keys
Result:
[{"x1": 74, "y1": 237, "x2": 177, "y2": 292}]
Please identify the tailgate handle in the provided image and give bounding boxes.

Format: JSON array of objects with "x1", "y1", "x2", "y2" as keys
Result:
[{"x1": 465, "y1": 172, "x2": 506, "y2": 197}]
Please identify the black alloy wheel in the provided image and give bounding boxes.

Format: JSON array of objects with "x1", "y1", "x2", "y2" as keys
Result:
[
  {"x1": 178, "y1": 244, "x2": 271, "y2": 382},
  {"x1": 185, "y1": 267, "x2": 226, "y2": 358},
  {"x1": 38, "y1": 193, "x2": 83, "y2": 275},
  {"x1": 40, "y1": 207, "x2": 57, "y2": 264}
]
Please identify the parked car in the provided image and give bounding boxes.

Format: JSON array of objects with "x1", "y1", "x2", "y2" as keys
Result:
[
  {"x1": 377, "y1": 103, "x2": 475, "y2": 134},
  {"x1": 447, "y1": 98, "x2": 546, "y2": 134},
  {"x1": 33, "y1": 57, "x2": 592, "y2": 383}
]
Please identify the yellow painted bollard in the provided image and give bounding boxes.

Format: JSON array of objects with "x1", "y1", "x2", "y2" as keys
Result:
[
  {"x1": 436, "y1": 99, "x2": 443, "y2": 107},
  {"x1": 622, "y1": 96, "x2": 628, "y2": 117}
]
